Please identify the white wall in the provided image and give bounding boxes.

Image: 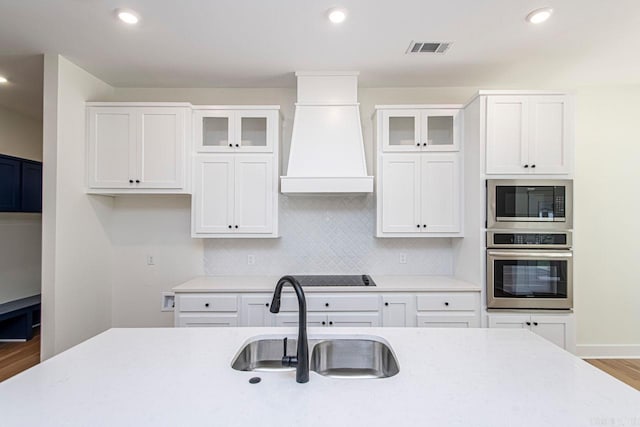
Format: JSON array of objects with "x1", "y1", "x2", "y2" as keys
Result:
[
  {"x1": 574, "y1": 85, "x2": 640, "y2": 356},
  {"x1": 0, "y1": 105, "x2": 43, "y2": 305},
  {"x1": 41, "y1": 55, "x2": 115, "y2": 359},
  {"x1": 0, "y1": 105, "x2": 42, "y2": 161}
]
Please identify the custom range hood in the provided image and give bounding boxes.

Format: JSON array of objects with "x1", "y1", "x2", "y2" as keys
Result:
[{"x1": 281, "y1": 72, "x2": 373, "y2": 194}]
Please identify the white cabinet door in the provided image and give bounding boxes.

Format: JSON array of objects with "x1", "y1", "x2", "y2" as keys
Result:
[
  {"x1": 487, "y1": 314, "x2": 531, "y2": 329},
  {"x1": 241, "y1": 295, "x2": 273, "y2": 327},
  {"x1": 234, "y1": 156, "x2": 273, "y2": 234},
  {"x1": 193, "y1": 155, "x2": 234, "y2": 234},
  {"x1": 416, "y1": 313, "x2": 478, "y2": 328},
  {"x1": 421, "y1": 109, "x2": 461, "y2": 151},
  {"x1": 381, "y1": 154, "x2": 421, "y2": 233},
  {"x1": 137, "y1": 108, "x2": 185, "y2": 188},
  {"x1": 328, "y1": 313, "x2": 380, "y2": 327},
  {"x1": 421, "y1": 153, "x2": 460, "y2": 233},
  {"x1": 486, "y1": 96, "x2": 529, "y2": 174},
  {"x1": 531, "y1": 315, "x2": 574, "y2": 352},
  {"x1": 382, "y1": 109, "x2": 421, "y2": 152},
  {"x1": 87, "y1": 107, "x2": 136, "y2": 188},
  {"x1": 382, "y1": 294, "x2": 416, "y2": 327},
  {"x1": 529, "y1": 96, "x2": 570, "y2": 174},
  {"x1": 235, "y1": 110, "x2": 275, "y2": 153},
  {"x1": 195, "y1": 110, "x2": 235, "y2": 152}
]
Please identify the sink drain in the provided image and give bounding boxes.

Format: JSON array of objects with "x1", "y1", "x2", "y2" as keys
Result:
[{"x1": 249, "y1": 377, "x2": 261, "y2": 384}]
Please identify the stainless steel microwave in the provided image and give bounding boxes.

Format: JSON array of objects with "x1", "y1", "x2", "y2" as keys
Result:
[{"x1": 487, "y1": 179, "x2": 573, "y2": 230}]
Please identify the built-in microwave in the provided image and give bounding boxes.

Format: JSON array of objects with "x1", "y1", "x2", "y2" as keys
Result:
[{"x1": 487, "y1": 180, "x2": 573, "y2": 230}]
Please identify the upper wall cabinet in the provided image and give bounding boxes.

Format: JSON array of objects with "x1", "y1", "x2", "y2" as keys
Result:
[
  {"x1": 377, "y1": 106, "x2": 462, "y2": 153},
  {"x1": 486, "y1": 95, "x2": 573, "y2": 175},
  {"x1": 0, "y1": 154, "x2": 42, "y2": 213},
  {"x1": 86, "y1": 103, "x2": 191, "y2": 194},
  {"x1": 193, "y1": 108, "x2": 278, "y2": 153}
]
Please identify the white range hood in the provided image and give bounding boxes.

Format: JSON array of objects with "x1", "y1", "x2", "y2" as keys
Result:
[{"x1": 280, "y1": 72, "x2": 373, "y2": 194}]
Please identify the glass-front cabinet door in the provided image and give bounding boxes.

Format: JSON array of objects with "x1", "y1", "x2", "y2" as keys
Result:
[
  {"x1": 235, "y1": 110, "x2": 274, "y2": 153},
  {"x1": 421, "y1": 109, "x2": 460, "y2": 151},
  {"x1": 195, "y1": 109, "x2": 275, "y2": 153},
  {"x1": 382, "y1": 109, "x2": 421, "y2": 152},
  {"x1": 195, "y1": 110, "x2": 234, "y2": 152}
]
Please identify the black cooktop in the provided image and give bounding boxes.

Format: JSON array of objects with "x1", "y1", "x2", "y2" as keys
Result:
[{"x1": 292, "y1": 275, "x2": 376, "y2": 287}]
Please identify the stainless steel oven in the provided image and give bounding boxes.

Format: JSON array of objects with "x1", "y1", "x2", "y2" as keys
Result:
[
  {"x1": 487, "y1": 180, "x2": 573, "y2": 230},
  {"x1": 486, "y1": 231, "x2": 573, "y2": 310}
]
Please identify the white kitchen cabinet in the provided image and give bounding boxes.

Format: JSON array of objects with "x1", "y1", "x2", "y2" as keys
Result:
[
  {"x1": 240, "y1": 295, "x2": 273, "y2": 327},
  {"x1": 379, "y1": 107, "x2": 461, "y2": 152},
  {"x1": 379, "y1": 153, "x2": 461, "y2": 236},
  {"x1": 416, "y1": 313, "x2": 478, "y2": 328},
  {"x1": 381, "y1": 294, "x2": 416, "y2": 327},
  {"x1": 87, "y1": 104, "x2": 189, "y2": 193},
  {"x1": 486, "y1": 95, "x2": 572, "y2": 175},
  {"x1": 488, "y1": 312, "x2": 575, "y2": 352},
  {"x1": 274, "y1": 312, "x2": 380, "y2": 327},
  {"x1": 192, "y1": 155, "x2": 275, "y2": 237},
  {"x1": 177, "y1": 314, "x2": 238, "y2": 327},
  {"x1": 194, "y1": 108, "x2": 277, "y2": 153}
]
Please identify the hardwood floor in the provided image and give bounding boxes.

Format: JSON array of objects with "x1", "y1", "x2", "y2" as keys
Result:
[
  {"x1": 0, "y1": 331, "x2": 639, "y2": 391},
  {"x1": 586, "y1": 359, "x2": 640, "y2": 391},
  {"x1": 0, "y1": 327, "x2": 40, "y2": 383}
]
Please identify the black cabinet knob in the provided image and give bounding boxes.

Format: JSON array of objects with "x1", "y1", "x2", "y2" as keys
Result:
[
  {"x1": 235, "y1": 225, "x2": 238, "y2": 229},
  {"x1": 416, "y1": 224, "x2": 420, "y2": 228},
  {"x1": 329, "y1": 321, "x2": 333, "y2": 326},
  {"x1": 322, "y1": 321, "x2": 326, "y2": 325},
  {"x1": 265, "y1": 303, "x2": 269, "y2": 307},
  {"x1": 228, "y1": 225, "x2": 232, "y2": 229},
  {"x1": 229, "y1": 144, "x2": 232, "y2": 147},
  {"x1": 531, "y1": 164, "x2": 536, "y2": 168},
  {"x1": 526, "y1": 321, "x2": 531, "y2": 326},
  {"x1": 129, "y1": 179, "x2": 134, "y2": 183},
  {"x1": 422, "y1": 143, "x2": 427, "y2": 146},
  {"x1": 423, "y1": 224, "x2": 427, "y2": 228},
  {"x1": 533, "y1": 322, "x2": 538, "y2": 326},
  {"x1": 416, "y1": 143, "x2": 420, "y2": 146},
  {"x1": 444, "y1": 302, "x2": 449, "y2": 306},
  {"x1": 235, "y1": 144, "x2": 239, "y2": 147},
  {"x1": 384, "y1": 302, "x2": 389, "y2": 306},
  {"x1": 205, "y1": 303, "x2": 209, "y2": 307},
  {"x1": 524, "y1": 164, "x2": 529, "y2": 168},
  {"x1": 325, "y1": 303, "x2": 329, "y2": 307},
  {"x1": 135, "y1": 180, "x2": 140, "y2": 183}
]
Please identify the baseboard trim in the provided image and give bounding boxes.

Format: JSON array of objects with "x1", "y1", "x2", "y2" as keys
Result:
[{"x1": 577, "y1": 344, "x2": 640, "y2": 359}]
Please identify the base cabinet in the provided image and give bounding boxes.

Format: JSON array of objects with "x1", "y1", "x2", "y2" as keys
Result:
[
  {"x1": 488, "y1": 313, "x2": 575, "y2": 353},
  {"x1": 417, "y1": 313, "x2": 479, "y2": 328}
]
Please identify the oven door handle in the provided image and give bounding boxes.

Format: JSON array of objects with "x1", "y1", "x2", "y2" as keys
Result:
[{"x1": 487, "y1": 251, "x2": 572, "y2": 258}]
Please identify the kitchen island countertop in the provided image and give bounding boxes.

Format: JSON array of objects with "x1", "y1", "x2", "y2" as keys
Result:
[{"x1": 0, "y1": 327, "x2": 638, "y2": 427}]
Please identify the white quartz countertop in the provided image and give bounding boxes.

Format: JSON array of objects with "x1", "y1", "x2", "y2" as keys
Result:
[
  {"x1": 1, "y1": 327, "x2": 638, "y2": 427},
  {"x1": 172, "y1": 275, "x2": 481, "y2": 292}
]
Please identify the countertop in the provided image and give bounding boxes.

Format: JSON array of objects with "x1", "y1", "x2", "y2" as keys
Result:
[
  {"x1": 172, "y1": 275, "x2": 481, "y2": 293},
  {"x1": 0, "y1": 327, "x2": 638, "y2": 427}
]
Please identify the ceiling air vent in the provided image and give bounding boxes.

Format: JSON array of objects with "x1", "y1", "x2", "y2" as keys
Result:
[{"x1": 406, "y1": 41, "x2": 452, "y2": 54}]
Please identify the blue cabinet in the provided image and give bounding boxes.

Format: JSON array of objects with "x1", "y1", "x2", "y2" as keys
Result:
[{"x1": 0, "y1": 154, "x2": 42, "y2": 213}]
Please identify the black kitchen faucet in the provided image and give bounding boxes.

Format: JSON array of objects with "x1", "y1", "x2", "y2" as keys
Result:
[{"x1": 269, "y1": 275, "x2": 309, "y2": 383}]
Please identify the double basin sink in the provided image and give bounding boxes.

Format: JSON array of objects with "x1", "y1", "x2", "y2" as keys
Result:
[{"x1": 232, "y1": 337, "x2": 399, "y2": 379}]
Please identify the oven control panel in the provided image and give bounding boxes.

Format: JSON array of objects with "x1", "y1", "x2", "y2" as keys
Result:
[{"x1": 487, "y1": 231, "x2": 572, "y2": 248}]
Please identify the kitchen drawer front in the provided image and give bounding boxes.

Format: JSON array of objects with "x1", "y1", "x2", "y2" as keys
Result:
[
  {"x1": 177, "y1": 313, "x2": 238, "y2": 327},
  {"x1": 416, "y1": 313, "x2": 479, "y2": 328},
  {"x1": 416, "y1": 292, "x2": 477, "y2": 312},
  {"x1": 279, "y1": 294, "x2": 380, "y2": 312},
  {"x1": 178, "y1": 294, "x2": 238, "y2": 312}
]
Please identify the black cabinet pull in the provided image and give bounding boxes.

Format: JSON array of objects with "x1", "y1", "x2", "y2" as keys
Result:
[
  {"x1": 235, "y1": 225, "x2": 238, "y2": 229},
  {"x1": 444, "y1": 302, "x2": 449, "y2": 306},
  {"x1": 228, "y1": 225, "x2": 232, "y2": 229},
  {"x1": 325, "y1": 303, "x2": 329, "y2": 307},
  {"x1": 329, "y1": 321, "x2": 333, "y2": 326},
  {"x1": 265, "y1": 303, "x2": 269, "y2": 307},
  {"x1": 205, "y1": 303, "x2": 210, "y2": 308},
  {"x1": 422, "y1": 143, "x2": 427, "y2": 146},
  {"x1": 129, "y1": 179, "x2": 134, "y2": 183},
  {"x1": 416, "y1": 143, "x2": 420, "y2": 146},
  {"x1": 228, "y1": 143, "x2": 232, "y2": 147},
  {"x1": 322, "y1": 321, "x2": 326, "y2": 325},
  {"x1": 526, "y1": 321, "x2": 531, "y2": 326},
  {"x1": 524, "y1": 164, "x2": 529, "y2": 168},
  {"x1": 235, "y1": 144, "x2": 239, "y2": 147},
  {"x1": 384, "y1": 302, "x2": 389, "y2": 306},
  {"x1": 135, "y1": 180, "x2": 140, "y2": 183},
  {"x1": 533, "y1": 322, "x2": 538, "y2": 326},
  {"x1": 531, "y1": 165, "x2": 536, "y2": 168},
  {"x1": 416, "y1": 224, "x2": 420, "y2": 228},
  {"x1": 423, "y1": 224, "x2": 427, "y2": 228}
]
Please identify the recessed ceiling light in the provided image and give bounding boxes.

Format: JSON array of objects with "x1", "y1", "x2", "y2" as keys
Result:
[
  {"x1": 526, "y1": 7, "x2": 553, "y2": 24},
  {"x1": 0, "y1": 76, "x2": 8, "y2": 84},
  {"x1": 327, "y1": 8, "x2": 347, "y2": 24},
  {"x1": 115, "y1": 8, "x2": 140, "y2": 25}
]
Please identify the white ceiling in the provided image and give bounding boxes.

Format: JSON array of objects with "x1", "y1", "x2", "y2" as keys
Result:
[{"x1": 1, "y1": 0, "x2": 640, "y2": 118}]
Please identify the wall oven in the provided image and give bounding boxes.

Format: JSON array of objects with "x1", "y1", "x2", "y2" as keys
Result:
[
  {"x1": 486, "y1": 231, "x2": 573, "y2": 310},
  {"x1": 487, "y1": 180, "x2": 573, "y2": 230}
]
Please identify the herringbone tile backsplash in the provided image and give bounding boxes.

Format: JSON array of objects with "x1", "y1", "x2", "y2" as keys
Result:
[{"x1": 204, "y1": 195, "x2": 453, "y2": 276}]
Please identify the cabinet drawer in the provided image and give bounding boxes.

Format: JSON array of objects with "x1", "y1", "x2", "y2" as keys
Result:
[
  {"x1": 178, "y1": 294, "x2": 238, "y2": 312},
  {"x1": 279, "y1": 294, "x2": 379, "y2": 312},
  {"x1": 177, "y1": 313, "x2": 238, "y2": 327},
  {"x1": 416, "y1": 293, "x2": 476, "y2": 311},
  {"x1": 416, "y1": 313, "x2": 479, "y2": 328}
]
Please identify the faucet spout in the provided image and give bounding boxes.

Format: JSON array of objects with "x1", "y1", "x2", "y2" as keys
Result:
[{"x1": 270, "y1": 276, "x2": 309, "y2": 383}]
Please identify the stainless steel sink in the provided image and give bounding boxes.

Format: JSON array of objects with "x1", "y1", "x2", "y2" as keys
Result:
[
  {"x1": 310, "y1": 339, "x2": 399, "y2": 379},
  {"x1": 231, "y1": 338, "x2": 297, "y2": 372},
  {"x1": 232, "y1": 337, "x2": 399, "y2": 379}
]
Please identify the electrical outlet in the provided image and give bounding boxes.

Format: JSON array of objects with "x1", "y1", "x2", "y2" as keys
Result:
[
  {"x1": 247, "y1": 254, "x2": 255, "y2": 265},
  {"x1": 161, "y1": 292, "x2": 175, "y2": 312},
  {"x1": 399, "y1": 253, "x2": 407, "y2": 264},
  {"x1": 147, "y1": 255, "x2": 155, "y2": 266}
]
